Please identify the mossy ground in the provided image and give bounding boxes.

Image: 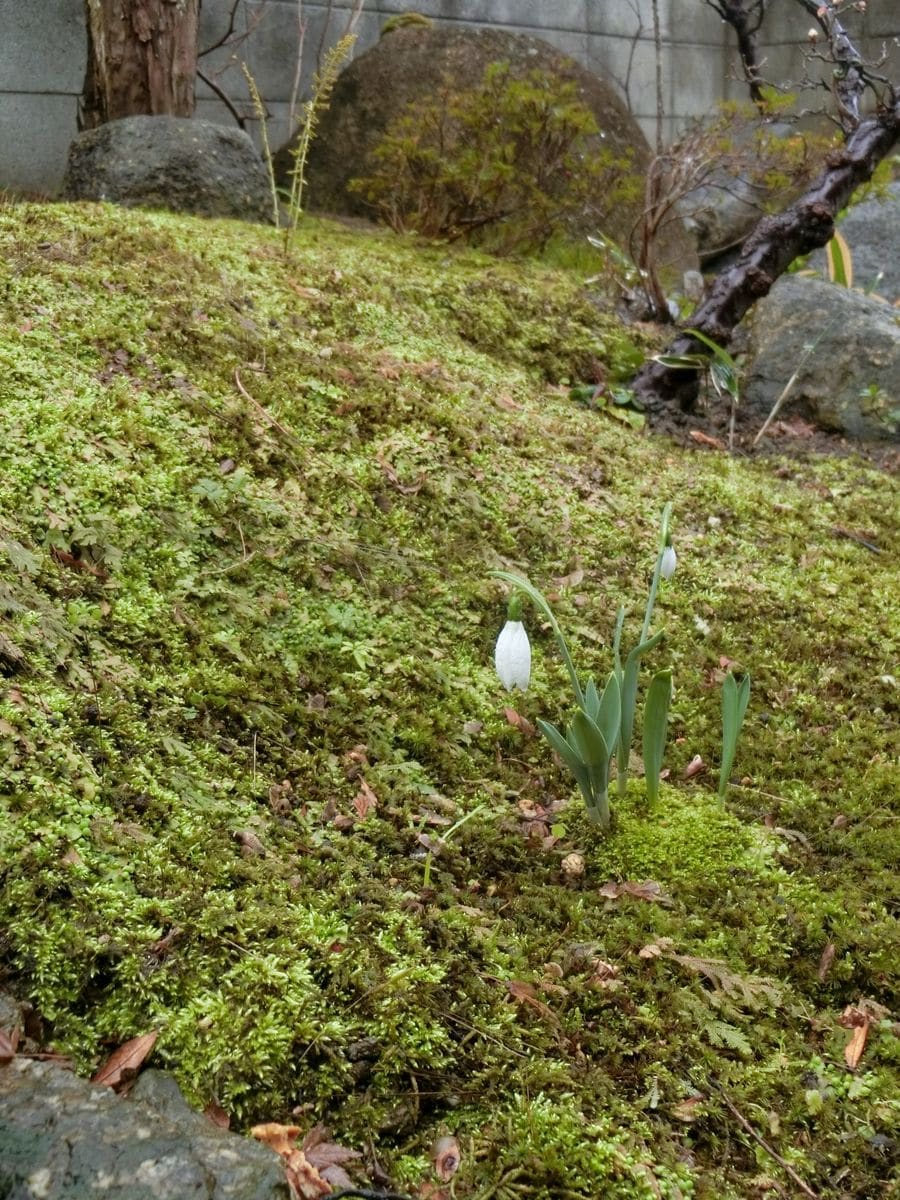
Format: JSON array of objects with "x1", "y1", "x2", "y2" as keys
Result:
[{"x1": 0, "y1": 201, "x2": 897, "y2": 1199}]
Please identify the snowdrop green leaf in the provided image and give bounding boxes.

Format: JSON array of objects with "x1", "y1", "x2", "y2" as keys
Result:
[{"x1": 643, "y1": 669, "x2": 673, "y2": 807}]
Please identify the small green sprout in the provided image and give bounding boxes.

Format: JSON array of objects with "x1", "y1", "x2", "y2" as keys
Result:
[{"x1": 719, "y1": 672, "x2": 751, "y2": 798}]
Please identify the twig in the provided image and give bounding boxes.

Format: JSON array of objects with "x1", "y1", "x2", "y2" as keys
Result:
[
  {"x1": 287, "y1": 0, "x2": 308, "y2": 131},
  {"x1": 199, "y1": 0, "x2": 243, "y2": 57},
  {"x1": 329, "y1": 1191, "x2": 412, "y2": 1200},
  {"x1": 710, "y1": 1081, "x2": 821, "y2": 1200},
  {"x1": 832, "y1": 526, "x2": 882, "y2": 554},
  {"x1": 753, "y1": 319, "x2": 841, "y2": 446},
  {"x1": 198, "y1": 67, "x2": 247, "y2": 129},
  {"x1": 233, "y1": 367, "x2": 303, "y2": 447}
]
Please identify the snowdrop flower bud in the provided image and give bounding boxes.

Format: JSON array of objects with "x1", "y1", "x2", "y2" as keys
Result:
[
  {"x1": 660, "y1": 544, "x2": 677, "y2": 581},
  {"x1": 494, "y1": 594, "x2": 531, "y2": 691}
]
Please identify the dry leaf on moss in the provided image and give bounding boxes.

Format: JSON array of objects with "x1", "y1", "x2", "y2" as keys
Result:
[
  {"x1": 505, "y1": 980, "x2": 558, "y2": 1024},
  {"x1": 503, "y1": 707, "x2": 536, "y2": 735},
  {"x1": 91, "y1": 1031, "x2": 158, "y2": 1089},
  {"x1": 352, "y1": 779, "x2": 378, "y2": 820},
  {"x1": 252, "y1": 1121, "x2": 362, "y2": 1198},
  {"x1": 251, "y1": 1123, "x2": 329, "y2": 1199},
  {"x1": 204, "y1": 1102, "x2": 231, "y2": 1129},
  {"x1": 599, "y1": 880, "x2": 673, "y2": 906},
  {"x1": 839, "y1": 1004, "x2": 880, "y2": 1071}
]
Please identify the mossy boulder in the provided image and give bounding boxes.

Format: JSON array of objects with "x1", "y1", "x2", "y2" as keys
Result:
[{"x1": 280, "y1": 25, "x2": 697, "y2": 277}]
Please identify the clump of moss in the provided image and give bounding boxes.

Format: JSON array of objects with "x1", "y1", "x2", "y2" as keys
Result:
[{"x1": 0, "y1": 201, "x2": 896, "y2": 1199}]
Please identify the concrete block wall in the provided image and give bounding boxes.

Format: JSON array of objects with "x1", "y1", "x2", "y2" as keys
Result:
[{"x1": 1, "y1": 0, "x2": 896, "y2": 195}]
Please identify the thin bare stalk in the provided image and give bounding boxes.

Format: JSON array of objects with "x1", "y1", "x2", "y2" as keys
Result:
[
  {"x1": 241, "y1": 63, "x2": 279, "y2": 226},
  {"x1": 287, "y1": 0, "x2": 307, "y2": 131}
]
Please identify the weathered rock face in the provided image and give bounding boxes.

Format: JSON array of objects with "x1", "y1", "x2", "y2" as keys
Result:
[
  {"x1": 0, "y1": 1059, "x2": 289, "y2": 1199},
  {"x1": 281, "y1": 24, "x2": 696, "y2": 277},
  {"x1": 62, "y1": 117, "x2": 274, "y2": 223},
  {"x1": 807, "y1": 180, "x2": 900, "y2": 303},
  {"x1": 740, "y1": 275, "x2": 900, "y2": 441}
]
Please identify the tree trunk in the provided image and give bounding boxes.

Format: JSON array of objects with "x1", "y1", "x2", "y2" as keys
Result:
[
  {"x1": 80, "y1": 0, "x2": 200, "y2": 129},
  {"x1": 631, "y1": 98, "x2": 900, "y2": 416}
]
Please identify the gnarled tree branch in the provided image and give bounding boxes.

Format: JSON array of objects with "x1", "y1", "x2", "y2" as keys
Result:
[{"x1": 632, "y1": 92, "x2": 900, "y2": 414}]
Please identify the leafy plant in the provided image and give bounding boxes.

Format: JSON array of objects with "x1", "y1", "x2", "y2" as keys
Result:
[
  {"x1": 492, "y1": 506, "x2": 675, "y2": 828},
  {"x1": 350, "y1": 61, "x2": 639, "y2": 256},
  {"x1": 719, "y1": 671, "x2": 751, "y2": 798},
  {"x1": 654, "y1": 329, "x2": 741, "y2": 448}
]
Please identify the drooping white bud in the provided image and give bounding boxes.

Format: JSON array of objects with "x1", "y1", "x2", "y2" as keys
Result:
[
  {"x1": 494, "y1": 620, "x2": 531, "y2": 691},
  {"x1": 660, "y1": 544, "x2": 677, "y2": 581}
]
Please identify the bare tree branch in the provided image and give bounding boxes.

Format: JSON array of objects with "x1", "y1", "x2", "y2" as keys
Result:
[
  {"x1": 632, "y1": 93, "x2": 900, "y2": 414},
  {"x1": 705, "y1": 0, "x2": 769, "y2": 106}
]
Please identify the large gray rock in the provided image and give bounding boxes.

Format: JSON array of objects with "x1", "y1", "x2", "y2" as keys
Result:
[
  {"x1": 741, "y1": 275, "x2": 900, "y2": 441},
  {"x1": 62, "y1": 116, "x2": 274, "y2": 223},
  {"x1": 279, "y1": 24, "x2": 697, "y2": 278},
  {"x1": 807, "y1": 180, "x2": 900, "y2": 302},
  {"x1": 0, "y1": 1059, "x2": 289, "y2": 1199}
]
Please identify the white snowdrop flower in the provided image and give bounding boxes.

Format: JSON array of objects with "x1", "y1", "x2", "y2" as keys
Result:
[
  {"x1": 660, "y1": 544, "x2": 677, "y2": 581},
  {"x1": 494, "y1": 619, "x2": 531, "y2": 692}
]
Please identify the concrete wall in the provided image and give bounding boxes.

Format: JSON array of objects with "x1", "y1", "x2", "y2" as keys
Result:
[{"x1": 1, "y1": 1, "x2": 896, "y2": 195}]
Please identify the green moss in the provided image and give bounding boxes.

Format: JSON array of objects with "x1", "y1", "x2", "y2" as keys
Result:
[{"x1": 0, "y1": 201, "x2": 896, "y2": 1198}]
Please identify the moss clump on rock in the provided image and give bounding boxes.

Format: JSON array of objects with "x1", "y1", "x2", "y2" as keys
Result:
[{"x1": 0, "y1": 200, "x2": 896, "y2": 1198}]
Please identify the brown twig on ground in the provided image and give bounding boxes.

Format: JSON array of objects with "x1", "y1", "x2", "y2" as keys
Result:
[{"x1": 710, "y1": 1081, "x2": 821, "y2": 1200}]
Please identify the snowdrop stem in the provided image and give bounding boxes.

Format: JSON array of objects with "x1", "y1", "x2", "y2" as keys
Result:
[
  {"x1": 640, "y1": 502, "x2": 673, "y2": 646},
  {"x1": 491, "y1": 570, "x2": 585, "y2": 708}
]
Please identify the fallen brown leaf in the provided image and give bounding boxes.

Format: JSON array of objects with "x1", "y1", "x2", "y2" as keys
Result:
[
  {"x1": 586, "y1": 959, "x2": 619, "y2": 987},
  {"x1": 432, "y1": 1135, "x2": 462, "y2": 1181},
  {"x1": 689, "y1": 429, "x2": 726, "y2": 450},
  {"x1": 234, "y1": 828, "x2": 266, "y2": 856},
  {"x1": 840, "y1": 1004, "x2": 875, "y2": 1071},
  {"x1": 50, "y1": 546, "x2": 108, "y2": 578},
  {"x1": 352, "y1": 779, "x2": 378, "y2": 820},
  {"x1": 303, "y1": 1123, "x2": 362, "y2": 1190},
  {"x1": 843, "y1": 1021, "x2": 869, "y2": 1071},
  {"x1": 638, "y1": 939, "x2": 675, "y2": 959},
  {"x1": 493, "y1": 393, "x2": 522, "y2": 412},
  {"x1": 671, "y1": 1095, "x2": 705, "y2": 1122},
  {"x1": 555, "y1": 567, "x2": 585, "y2": 589},
  {"x1": 505, "y1": 980, "x2": 558, "y2": 1024},
  {"x1": 92, "y1": 1030, "x2": 158, "y2": 1089},
  {"x1": 252, "y1": 1124, "x2": 331, "y2": 1200},
  {"x1": 599, "y1": 880, "x2": 673, "y2": 906},
  {"x1": 204, "y1": 1102, "x2": 231, "y2": 1129},
  {"x1": 817, "y1": 943, "x2": 836, "y2": 983},
  {"x1": 504, "y1": 707, "x2": 536, "y2": 736}
]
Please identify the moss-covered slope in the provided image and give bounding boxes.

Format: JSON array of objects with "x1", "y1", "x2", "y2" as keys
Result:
[{"x1": 0, "y1": 202, "x2": 897, "y2": 1199}]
